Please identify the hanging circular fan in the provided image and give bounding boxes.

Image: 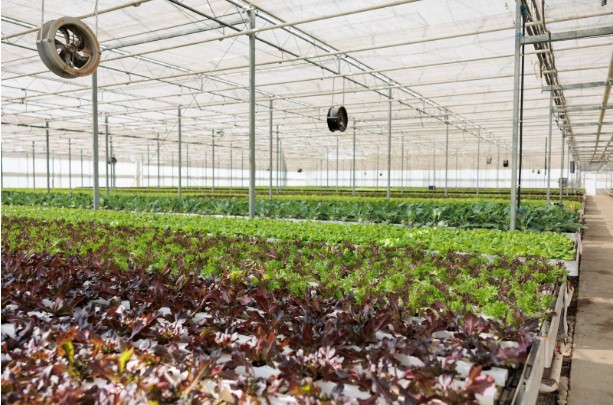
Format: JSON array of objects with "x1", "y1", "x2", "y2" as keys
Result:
[
  {"x1": 327, "y1": 106, "x2": 348, "y2": 132},
  {"x1": 37, "y1": 17, "x2": 100, "y2": 78}
]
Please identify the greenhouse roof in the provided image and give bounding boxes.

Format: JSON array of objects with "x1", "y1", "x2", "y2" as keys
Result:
[{"x1": 2, "y1": 0, "x2": 612, "y2": 170}]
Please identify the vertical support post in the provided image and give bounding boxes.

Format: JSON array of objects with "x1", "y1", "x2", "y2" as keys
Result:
[
  {"x1": 496, "y1": 144, "x2": 500, "y2": 189},
  {"x1": 146, "y1": 145, "x2": 150, "y2": 188},
  {"x1": 326, "y1": 148, "x2": 329, "y2": 188},
  {"x1": 559, "y1": 132, "x2": 565, "y2": 201},
  {"x1": 105, "y1": 114, "x2": 109, "y2": 196},
  {"x1": 157, "y1": 137, "x2": 160, "y2": 190},
  {"x1": 80, "y1": 149, "x2": 84, "y2": 188},
  {"x1": 91, "y1": 71, "x2": 100, "y2": 206},
  {"x1": 276, "y1": 127, "x2": 280, "y2": 192},
  {"x1": 68, "y1": 138, "x2": 72, "y2": 189},
  {"x1": 352, "y1": 125, "x2": 356, "y2": 195},
  {"x1": 186, "y1": 143, "x2": 189, "y2": 188},
  {"x1": 110, "y1": 138, "x2": 114, "y2": 189},
  {"x1": 178, "y1": 107, "x2": 182, "y2": 198},
  {"x1": 241, "y1": 150, "x2": 244, "y2": 188},
  {"x1": 433, "y1": 142, "x2": 436, "y2": 186},
  {"x1": 546, "y1": 92, "x2": 553, "y2": 203},
  {"x1": 336, "y1": 137, "x2": 339, "y2": 193},
  {"x1": 46, "y1": 121, "x2": 50, "y2": 192},
  {"x1": 248, "y1": 7, "x2": 256, "y2": 218},
  {"x1": 212, "y1": 130, "x2": 216, "y2": 192},
  {"x1": 401, "y1": 135, "x2": 404, "y2": 193},
  {"x1": 444, "y1": 115, "x2": 449, "y2": 197},
  {"x1": 455, "y1": 151, "x2": 459, "y2": 188},
  {"x1": 32, "y1": 141, "x2": 36, "y2": 189},
  {"x1": 376, "y1": 146, "x2": 379, "y2": 189},
  {"x1": 476, "y1": 132, "x2": 481, "y2": 195},
  {"x1": 387, "y1": 87, "x2": 392, "y2": 199},
  {"x1": 0, "y1": 148, "x2": 3, "y2": 190},
  {"x1": 509, "y1": 0, "x2": 522, "y2": 230},
  {"x1": 269, "y1": 99, "x2": 273, "y2": 200},
  {"x1": 230, "y1": 143, "x2": 233, "y2": 189}
]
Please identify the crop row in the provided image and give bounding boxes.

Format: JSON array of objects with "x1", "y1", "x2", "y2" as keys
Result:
[
  {"x1": 2, "y1": 191, "x2": 582, "y2": 232},
  {"x1": 2, "y1": 205, "x2": 576, "y2": 260},
  {"x1": 2, "y1": 213, "x2": 566, "y2": 318},
  {"x1": 1, "y1": 245, "x2": 559, "y2": 403}
]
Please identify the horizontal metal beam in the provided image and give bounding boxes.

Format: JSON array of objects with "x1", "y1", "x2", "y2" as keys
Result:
[
  {"x1": 554, "y1": 105, "x2": 613, "y2": 113},
  {"x1": 521, "y1": 26, "x2": 613, "y2": 45},
  {"x1": 543, "y1": 80, "x2": 613, "y2": 91}
]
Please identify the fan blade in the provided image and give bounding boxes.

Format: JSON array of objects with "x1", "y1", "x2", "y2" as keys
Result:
[
  {"x1": 73, "y1": 52, "x2": 89, "y2": 68},
  {"x1": 54, "y1": 39, "x2": 69, "y2": 53},
  {"x1": 58, "y1": 50, "x2": 72, "y2": 65},
  {"x1": 75, "y1": 35, "x2": 85, "y2": 51},
  {"x1": 58, "y1": 27, "x2": 70, "y2": 43}
]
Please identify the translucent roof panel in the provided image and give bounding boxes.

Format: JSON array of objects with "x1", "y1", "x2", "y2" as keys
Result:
[{"x1": 2, "y1": 0, "x2": 612, "y2": 170}]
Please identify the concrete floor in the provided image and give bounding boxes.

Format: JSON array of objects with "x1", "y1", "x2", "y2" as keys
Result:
[{"x1": 568, "y1": 191, "x2": 613, "y2": 405}]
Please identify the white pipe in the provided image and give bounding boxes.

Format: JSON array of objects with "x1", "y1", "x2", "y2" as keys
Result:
[{"x1": 540, "y1": 344, "x2": 565, "y2": 393}]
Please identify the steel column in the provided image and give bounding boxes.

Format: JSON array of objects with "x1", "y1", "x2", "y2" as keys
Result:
[
  {"x1": 157, "y1": 137, "x2": 160, "y2": 190},
  {"x1": 105, "y1": 114, "x2": 109, "y2": 196},
  {"x1": 387, "y1": 87, "x2": 392, "y2": 199},
  {"x1": 276, "y1": 128, "x2": 280, "y2": 192},
  {"x1": 229, "y1": 144, "x2": 233, "y2": 189},
  {"x1": 178, "y1": 108, "x2": 182, "y2": 198},
  {"x1": 546, "y1": 92, "x2": 553, "y2": 203},
  {"x1": 80, "y1": 149, "x2": 84, "y2": 187},
  {"x1": 476, "y1": 132, "x2": 481, "y2": 195},
  {"x1": 269, "y1": 99, "x2": 273, "y2": 200},
  {"x1": 376, "y1": 146, "x2": 379, "y2": 189},
  {"x1": 336, "y1": 138, "x2": 339, "y2": 193},
  {"x1": 212, "y1": 130, "x2": 216, "y2": 192},
  {"x1": 110, "y1": 138, "x2": 114, "y2": 189},
  {"x1": 186, "y1": 143, "x2": 189, "y2": 187},
  {"x1": 560, "y1": 133, "x2": 565, "y2": 201},
  {"x1": 509, "y1": 0, "x2": 522, "y2": 230},
  {"x1": 68, "y1": 139, "x2": 72, "y2": 189},
  {"x1": 444, "y1": 116, "x2": 449, "y2": 197},
  {"x1": 92, "y1": 72, "x2": 100, "y2": 209},
  {"x1": 326, "y1": 148, "x2": 329, "y2": 188},
  {"x1": 32, "y1": 142, "x2": 36, "y2": 189},
  {"x1": 401, "y1": 135, "x2": 404, "y2": 194},
  {"x1": 46, "y1": 121, "x2": 50, "y2": 192},
  {"x1": 496, "y1": 145, "x2": 500, "y2": 189},
  {"x1": 248, "y1": 8, "x2": 256, "y2": 218},
  {"x1": 147, "y1": 145, "x2": 150, "y2": 187},
  {"x1": 352, "y1": 125, "x2": 356, "y2": 195}
]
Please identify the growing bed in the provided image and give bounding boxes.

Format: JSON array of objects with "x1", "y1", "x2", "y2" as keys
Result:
[{"x1": 2, "y1": 206, "x2": 572, "y2": 403}]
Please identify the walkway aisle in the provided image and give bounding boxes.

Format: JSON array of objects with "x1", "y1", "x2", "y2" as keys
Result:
[{"x1": 568, "y1": 192, "x2": 613, "y2": 405}]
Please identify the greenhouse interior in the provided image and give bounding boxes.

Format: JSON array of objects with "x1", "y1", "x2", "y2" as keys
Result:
[{"x1": 1, "y1": 0, "x2": 612, "y2": 404}]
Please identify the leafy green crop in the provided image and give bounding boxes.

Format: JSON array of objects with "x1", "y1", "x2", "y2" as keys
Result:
[
  {"x1": 2, "y1": 190, "x2": 583, "y2": 232},
  {"x1": 2, "y1": 205, "x2": 576, "y2": 260}
]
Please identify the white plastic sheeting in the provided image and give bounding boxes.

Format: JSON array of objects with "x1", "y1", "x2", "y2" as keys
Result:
[{"x1": 1, "y1": 0, "x2": 612, "y2": 172}]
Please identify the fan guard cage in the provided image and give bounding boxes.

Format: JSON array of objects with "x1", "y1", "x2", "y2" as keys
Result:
[{"x1": 37, "y1": 17, "x2": 100, "y2": 79}]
